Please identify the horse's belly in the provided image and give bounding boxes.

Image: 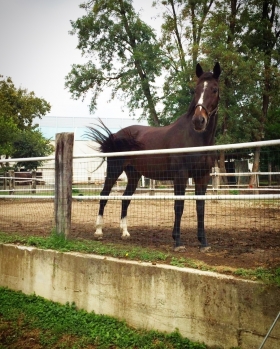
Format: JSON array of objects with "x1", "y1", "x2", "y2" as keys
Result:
[
  {"x1": 140, "y1": 170, "x2": 174, "y2": 181},
  {"x1": 127, "y1": 156, "x2": 173, "y2": 180}
]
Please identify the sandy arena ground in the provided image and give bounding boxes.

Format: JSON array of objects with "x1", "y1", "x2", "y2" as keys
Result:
[{"x1": 0, "y1": 196, "x2": 280, "y2": 270}]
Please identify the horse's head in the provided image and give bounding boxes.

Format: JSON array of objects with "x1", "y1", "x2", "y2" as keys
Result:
[{"x1": 192, "y1": 62, "x2": 221, "y2": 132}]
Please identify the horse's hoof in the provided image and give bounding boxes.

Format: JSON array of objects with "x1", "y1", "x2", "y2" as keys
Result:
[
  {"x1": 94, "y1": 234, "x2": 103, "y2": 241},
  {"x1": 174, "y1": 246, "x2": 186, "y2": 252},
  {"x1": 121, "y1": 234, "x2": 130, "y2": 240},
  {"x1": 200, "y1": 246, "x2": 211, "y2": 253}
]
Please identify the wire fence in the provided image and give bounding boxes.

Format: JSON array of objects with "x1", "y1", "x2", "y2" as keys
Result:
[{"x1": 0, "y1": 139, "x2": 279, "y2": 258}]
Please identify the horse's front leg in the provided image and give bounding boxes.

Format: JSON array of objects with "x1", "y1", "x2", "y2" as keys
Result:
[
  {"x1": 94, "y1": 177, "x2": 117, "y2": 240},
  {"x1": 172, "y1": 176, "x2": 187, "y2": 252},
  {"x1": 194, "y1": 175, "x2": 211, "y2": 252},
  {"x1": 120, "y1": 169, "x2": 141, "y2": 240},
  {"x1": 94, "y1": 160, "x2": 123, "y2": 240}
]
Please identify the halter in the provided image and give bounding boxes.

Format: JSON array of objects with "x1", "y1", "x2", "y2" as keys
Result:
[{"x1": 195, "y1": 103, "x2": 219, "y2": 118}]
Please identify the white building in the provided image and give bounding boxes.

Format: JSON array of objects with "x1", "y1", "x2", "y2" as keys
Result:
[{"x1": 36, "y1": 116, "x2": 148, "y2": 184}]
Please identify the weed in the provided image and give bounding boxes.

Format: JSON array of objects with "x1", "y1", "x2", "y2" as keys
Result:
[
  {"x1": 170, "y1": 257, "x2": 187, "y2": 267},
  {"x1": 229, "y1": 189, "x2": 239, "y2": 195}
]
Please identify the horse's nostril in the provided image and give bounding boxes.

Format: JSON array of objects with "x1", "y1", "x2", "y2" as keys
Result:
[{"x1": 201, "y1": 117, "x2": 205, "y2": 124}]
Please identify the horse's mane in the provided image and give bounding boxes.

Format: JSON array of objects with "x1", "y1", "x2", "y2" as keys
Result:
[{"x1": 184, "y1": 96, "x2": 196, "y2": 118}]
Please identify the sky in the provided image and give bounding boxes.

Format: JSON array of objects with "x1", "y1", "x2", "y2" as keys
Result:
[{"x1": 0, "y1": 0, "x2": 161, "y2": 120}]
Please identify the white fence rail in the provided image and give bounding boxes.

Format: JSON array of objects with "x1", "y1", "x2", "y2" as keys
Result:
[
  {"x1": 1, "y1": 139, "x2": 280, "y2": 163},
  {"x1": 1, "y1": 139, "x2": 280, "y2": 200}
]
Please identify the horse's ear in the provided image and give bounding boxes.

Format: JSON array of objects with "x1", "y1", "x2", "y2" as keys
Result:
[
  {"x1": 213, "y1": 62, "x2": 221, "y2": 79},
  {"x1": 196, "y1": 63, "x2": 204, "y2": 78}
]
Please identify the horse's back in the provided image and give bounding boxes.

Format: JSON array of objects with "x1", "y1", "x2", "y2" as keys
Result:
[{"x1": 116, "y1": 123, "x2": 180, "y2": 150}]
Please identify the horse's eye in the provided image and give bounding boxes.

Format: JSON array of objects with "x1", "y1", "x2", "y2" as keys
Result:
[
  {"x1": 190, "y1": 88, "x2": 195, "y2": 95},
  {"x1": 213, "y1": 88, "x2": 218, "y2": 93}
]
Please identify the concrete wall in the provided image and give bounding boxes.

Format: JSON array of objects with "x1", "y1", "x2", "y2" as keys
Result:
[{"x1": 0, "y1": 243, "x2": 279, "y2": 349}]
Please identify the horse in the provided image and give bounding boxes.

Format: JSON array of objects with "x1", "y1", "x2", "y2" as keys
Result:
[{"x1": 87, "y1": 62, "x2": 221, "y2": 252}]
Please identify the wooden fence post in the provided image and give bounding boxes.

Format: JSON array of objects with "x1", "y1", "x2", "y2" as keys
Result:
[
  {"x1": 31, "y1": 170, "x2": 36, "y2": 194},
  {"x1": 55, "y1": 132, "x2": 74, "y2": 238},
  {"x1": 8, "y1": 170, "x2": 15, "y2": 195},
  {"x1": 212, "y1": 166, "x2": 220, "y2": 192},
  {"x1": 3, "y1": 172, "x2": 7, "y2": 190}
]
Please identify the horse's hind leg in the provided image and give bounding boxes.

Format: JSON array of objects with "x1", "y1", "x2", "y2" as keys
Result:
[
  {"x1": 172, "y1": 176, "x2": 187, "y2": 252},
  {"x1": 94, "y1": 159, "x2": 123, "y2": 240},
  {"x1": 120, "y1": 166, "x2": 141, "y2": 239},
  {"x1": 194, "y1": 175, "x2": 211, "y2": 251}
]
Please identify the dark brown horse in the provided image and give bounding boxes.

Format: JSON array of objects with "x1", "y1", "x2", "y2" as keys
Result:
[{"x1": 88, "y1": 62, "x2": 221, "y2": 252}]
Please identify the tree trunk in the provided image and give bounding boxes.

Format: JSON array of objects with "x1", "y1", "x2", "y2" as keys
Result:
[
  {"x1": 31, "y1": 170, "x2": 36, "y2": 194},
  {"x1": 249, "y1": 146, "x2": 261, "y2": 188},
  {"x1": 219, "y1": 151, "x2": 228, "y2": 187},
  {"x1": 8, "y1": 170, "x2": 15, "y2": 195}
]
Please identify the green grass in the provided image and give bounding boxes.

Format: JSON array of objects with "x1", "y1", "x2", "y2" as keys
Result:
[
  {"x1": 0, "y1": 231, "x2": 168, "y2": 262},
  {"x1": 0, "y1": 231, "x2": 280, "y2": 286},
  {"x1": 234, "y1": 267, "x2": 280, "y2": 284},
  {"x1": 0, "y1": 287, "x2": 206, "y2": 349},
  {"x1": 169, "y1": 255, "x2": 280, "y2": 286}
]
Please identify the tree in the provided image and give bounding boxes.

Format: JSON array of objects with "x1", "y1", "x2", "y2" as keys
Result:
[
  {"x1": 243, "y1": 0, "x2": 280, "y2": 186},
  {"x1": 0, "y1": 75, "x2": 52, "y2": 167},
  {"x1": 12, "y1": 129, "x2": 54, "y2": 171},
  {"x1": 199, "y1": 0, "x2": 280, "y2": 186},
  {"x1": 65, "y1": 0, "x2": 163, "y2": 125},
  {"x1": 153, "y1": 0, "x2": 215, "y2": 124},
  {"x1": 67, "y1": 0, "x2": 280, "y2": 178},
  {"x1": 0, "y1": 76, "x2": 51, "y2": 130},
  {"x1": 0, "y1": 117, "x2": 18, "y2": 156},
  {"x1": 200, "y1": 0, "x2": 252, "y2": 184}
]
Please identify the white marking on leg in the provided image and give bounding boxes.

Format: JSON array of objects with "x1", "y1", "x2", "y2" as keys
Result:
[
  {"x1": 197, "y1": 81, "x2": 208, "y2": 109},
  {"x1": 94, "y1": 215, "x2": 103, "y2": 240},
  {"x1": 120, "y1": 217, "x2": 130, "y2": 240}
]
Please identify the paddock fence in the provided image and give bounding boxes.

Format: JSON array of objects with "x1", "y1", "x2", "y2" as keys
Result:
[{"x1": 0, "y1": 135, "x2": 280, "y2": 253}]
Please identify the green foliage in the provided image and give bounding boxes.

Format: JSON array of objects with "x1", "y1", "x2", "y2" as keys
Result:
[
  {"x1": 12, "y1": 128, "x2": 54, "y2": 170},
  {"x1": 72, "y1": 187, "x2": 81, "y2": 194},
  {"x1": 234, "y1": 267, "x2": 280, "y2": 285},
  {"x1": 0, "y1": 75, "x2": 52, "y2": 163},
  {"x1": 66, "y1": 0, "x2": 280, "y2": 152},
  {"x1": 0, "y1": 287, "x2": 207, "y2": 348},
  {"x1": 229, "y1": 190, "x2": 239, "y2": 195},
  {"x1": 66, "y1": 0, "x2": 163, "y2": 125},
  {"x1": 0, "y1": 75, "x2": 51, "y2": 130},
  {"x1": 170, "y1": 257, "x2": 215, "y2": 272},
  {"x1": 155, "y1": 0, "x2": 218, "y2": 123},
  {"x1": 0, "y1": 116, "x2": 18, "y2": 155},
  {"x1": 10, "y1": 231, "x2": 169, "y2": 261}
]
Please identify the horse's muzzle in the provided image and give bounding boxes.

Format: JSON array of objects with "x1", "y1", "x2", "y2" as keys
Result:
[{"x1": 192, "y1": 115, "x2": 207, "y2": 132}]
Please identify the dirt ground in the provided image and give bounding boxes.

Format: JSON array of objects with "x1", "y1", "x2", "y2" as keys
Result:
[{"x1": 0, "y1": 197, "x2": 280, "y2": 270}]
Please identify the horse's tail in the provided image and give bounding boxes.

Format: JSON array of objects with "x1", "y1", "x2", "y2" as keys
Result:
[{"x1": 86, "y1": 118, "x2": 143, "y2": 153}]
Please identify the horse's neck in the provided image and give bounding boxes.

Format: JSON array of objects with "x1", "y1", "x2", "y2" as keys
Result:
[{"x1": 206, "y1": 113, "x2": 218, "y2": 145}]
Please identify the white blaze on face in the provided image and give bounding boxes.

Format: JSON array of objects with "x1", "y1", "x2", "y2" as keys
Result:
[{"x1": 197, "y1": 81, "x2": 208, "y2": 111}]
